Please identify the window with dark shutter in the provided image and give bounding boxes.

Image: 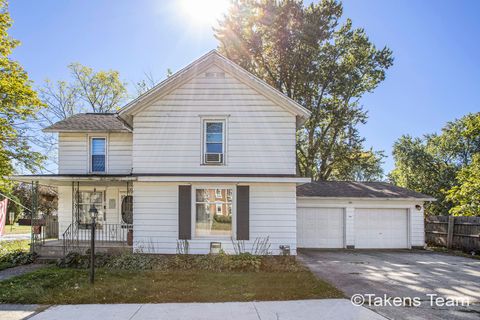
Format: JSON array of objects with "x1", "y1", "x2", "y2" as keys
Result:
[
  {"x1": 236, "y1": 185, "x2": 249, "y2": 240},
  {"x1": 178, "y1": 185, "x2": 192, "y2": 240}
]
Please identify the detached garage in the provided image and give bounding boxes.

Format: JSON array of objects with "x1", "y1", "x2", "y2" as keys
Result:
[{"x1": 296, "y1": 181, "x2": 435, "y2": 249}]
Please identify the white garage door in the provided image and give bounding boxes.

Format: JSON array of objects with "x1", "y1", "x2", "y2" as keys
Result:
[
  {"x1": 297, "y1": 207, "x2": 344, "y2": 248},
  {"x1": 355, "y1": 208, "x2": 408, "y2": 249}
]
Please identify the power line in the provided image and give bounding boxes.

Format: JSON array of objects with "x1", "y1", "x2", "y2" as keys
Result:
[{"x1": 0, "y1": 191, "x2": 32, "y2": 213}]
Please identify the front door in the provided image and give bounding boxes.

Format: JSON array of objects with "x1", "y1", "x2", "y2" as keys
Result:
[{"x1": 119, "y1": 192, "x2": 133, "y2": 225}]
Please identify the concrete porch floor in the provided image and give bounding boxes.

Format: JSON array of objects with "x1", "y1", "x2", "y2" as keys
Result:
[{"x1": 38, "y1": 239, "x2": 132, "y2": 248}]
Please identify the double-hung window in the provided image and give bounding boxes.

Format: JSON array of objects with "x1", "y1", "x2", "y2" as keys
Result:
[
  {"x1": 195, "y1": 188, "x2": 233, "y2": 237},
  {"x1": 77, "y1": 191, "x2": 104, "y2": 227},
  {"x1": 203, "y1": 120, "x2": 225, "y2": 164},
  {"x1": 90, "y1": 137, "x2": 106, "y2": 173}
]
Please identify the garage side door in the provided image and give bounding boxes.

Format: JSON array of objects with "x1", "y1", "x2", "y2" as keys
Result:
[
  {"x1": 355, "y1": 208, "x2": 408, "y2": 249},
  {"x1": 297, "y1": 207, "x2": 344, "y2": 248}
]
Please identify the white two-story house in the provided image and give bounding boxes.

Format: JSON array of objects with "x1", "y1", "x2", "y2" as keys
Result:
[{"x1": 14, "y1": 51, "x2": 433, "y2": 255}]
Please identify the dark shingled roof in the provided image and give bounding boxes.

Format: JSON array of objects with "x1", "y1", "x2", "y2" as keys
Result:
[
  {"x1": 297, "y1": 181, "x2": 434, "y2": 200},
  {"x1": 43, "y1": 113, "x2": 132, "y2": 132}
]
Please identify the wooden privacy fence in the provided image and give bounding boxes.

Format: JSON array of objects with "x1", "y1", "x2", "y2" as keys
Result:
[
  {"x1": 17, "y1": 215, "x2": 58, "y2": 239},
  {"x1": 44, "y1": 215, "x2": 58, "y2": 239},
  {"x1": 425, "y1": 216, "x2": 480, "y2": 252}
]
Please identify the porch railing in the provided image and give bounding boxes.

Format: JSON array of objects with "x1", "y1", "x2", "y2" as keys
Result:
[{"x1": 62, "y1": 222, "x2": 133, "y2": 256}]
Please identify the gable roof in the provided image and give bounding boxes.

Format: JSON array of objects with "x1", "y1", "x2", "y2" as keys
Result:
[
  {"x1": 297, "y1": 181, "x2": 435, "y2": 200},
  {"x1": 43, "y1": 113, "x2": 132, "y2": 133},
  {"x1": 118, "y1": 50, "x2": 311, "y2": 125}
]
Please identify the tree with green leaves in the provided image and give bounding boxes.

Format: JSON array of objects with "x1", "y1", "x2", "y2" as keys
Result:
[
  {"x1": 390, "y1": 112, "x2": 480, "y2": 215},
  {"x1": 35, "y1": 63, "x2": 128, "y2": 169},
  {"x1": 215, "y1": 0, "x2": 393, "y2": 181},
  {"x1": 7, "y1": 182, "x2": 57, "y2": 221},
  {"x1": 446, "y1": 154, "x2": 480, "y2": 216},
  {"x1": 389, "y1": 136, "x2": 457, "y2": 215},
  {"x1": 39, "y1": 63, "x2": 128, "y2": 126},
  {"x1": 0, "y1": 0, "x2": 44, "y2": 188}
]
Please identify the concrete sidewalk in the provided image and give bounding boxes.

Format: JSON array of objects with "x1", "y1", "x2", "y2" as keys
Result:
[
  {"x1": 0, "y1": 304, "x2": 41, "y2": 320},
  {"x1": 28, "y1": 300, "x2": 385, "y2": 320},
  {"x1": 0, "y1": 233, "x2": 31, "y2": 241}
]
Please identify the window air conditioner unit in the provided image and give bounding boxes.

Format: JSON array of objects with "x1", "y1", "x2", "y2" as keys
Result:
[{"x1": 205, "y1": 153, "x2": 223, "y2": 164}]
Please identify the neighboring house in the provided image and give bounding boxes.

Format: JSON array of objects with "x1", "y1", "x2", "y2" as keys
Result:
[{"x1": 12, "y1": 50, "x2": 433, "y2": 255}]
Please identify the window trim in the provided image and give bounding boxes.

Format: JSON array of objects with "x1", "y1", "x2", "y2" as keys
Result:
[
  {"x1": 200, "y1": 117, "x2": 227, "y2": 166},
  {"x1": 191, "y1": 185, "x2": 236, "y2": 240},
  {"x1": 88, "y1": 135, "x2": 108, "y2": 173}
]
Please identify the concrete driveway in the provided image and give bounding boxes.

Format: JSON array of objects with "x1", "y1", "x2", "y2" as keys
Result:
[{"x1": 299, "y1": 250, "x2": 480, "y2": 320}]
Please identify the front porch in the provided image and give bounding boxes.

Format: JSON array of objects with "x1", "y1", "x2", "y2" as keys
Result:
[
  {"x1": 36, "y1": 238, "x2": 133, "y2": 259},
  {"x1": 10, "y1": 174, "x2": 137, "y2": 258}
]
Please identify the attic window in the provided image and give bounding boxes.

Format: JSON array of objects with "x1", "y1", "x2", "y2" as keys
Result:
[{"x1": 205, "y1": 72, "x2": 225, "y2": 79}]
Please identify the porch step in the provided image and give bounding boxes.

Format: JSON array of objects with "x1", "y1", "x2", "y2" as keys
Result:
[
  {"x1": 35, "y1": 256, "x2": 59, "y2": 264},
  {"x1": 35, "y1": 240, "x2": 133, "y2": 259},
  {"x1": 35, "y1": 245, "x2": 64, "y2": 259}
]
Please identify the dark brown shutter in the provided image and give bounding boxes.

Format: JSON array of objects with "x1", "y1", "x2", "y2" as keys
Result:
[
  {"x1": 178, "y1": 185, "x2": 191, "y2": 240},
  {"x1": 236, "y1": 185, "x2": 250, "y2": 240}
]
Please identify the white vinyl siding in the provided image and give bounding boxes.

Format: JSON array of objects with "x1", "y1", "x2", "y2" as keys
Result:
[
  {"x1": 108, "y1": 133, "x2": 133, "y2": 174},
  {"x1": 57, "y1": 186, "x2": 73, "y2": 235},
  {"x1": 133, "y1": 182, "x2": 297, "y2": 255},
  {"x1": 58, "y1": 132, "x2": 132, "y2": 174},
  {"x1": 58, "y1": 133, "x2": 88, "y2": 174},
  {"x1": 410, "y1": 209, "x2": 425, "y2": 246},
  {"x1": 132, "y1": 65, "x2": 297, "y2": 174}
]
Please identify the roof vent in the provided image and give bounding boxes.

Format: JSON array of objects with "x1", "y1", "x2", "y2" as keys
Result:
[{"x1": 205, "y1": 72, "x2": 225, "y2": 79}]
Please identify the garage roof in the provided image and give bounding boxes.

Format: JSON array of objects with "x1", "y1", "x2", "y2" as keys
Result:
[{"x1": 297, "y1": 181, "x2": 435, "y2": 200}]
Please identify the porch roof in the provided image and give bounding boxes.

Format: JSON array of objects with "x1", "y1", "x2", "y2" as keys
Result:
[
  {"x1": 9, "y1": 174, "x2": 136, "y2": 186},
  {"x1": 9, "y1": 174, "x2": 310, "y2": 185}
]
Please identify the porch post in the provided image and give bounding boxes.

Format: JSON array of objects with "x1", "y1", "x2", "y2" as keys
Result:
[
  {"x1": 71, "y1": 181, "x2": 74, "y2": 227},
  {"x1": 30, "y1": 181, "x2": 38, "y2": 253}
]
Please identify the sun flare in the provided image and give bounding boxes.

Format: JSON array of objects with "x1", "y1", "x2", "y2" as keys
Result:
[{"x1": 179, "y1": 0, "x2": 230, "y2": 26}]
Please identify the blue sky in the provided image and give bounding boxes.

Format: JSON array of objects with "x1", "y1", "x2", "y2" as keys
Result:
[{"x1": 8, "y1": 0, "x2": 480, "y2": 174}]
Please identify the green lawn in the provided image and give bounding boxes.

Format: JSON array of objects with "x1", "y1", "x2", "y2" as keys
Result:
[
  {"x1": 0, "y1": 266, "x2": 343, "y2": 304},
  {"x1": 0, "y1": 240, "x2": 30, "y2": 251},
  {"x1": 3, "y1": 225, "x2": 31, "y2": 234}
]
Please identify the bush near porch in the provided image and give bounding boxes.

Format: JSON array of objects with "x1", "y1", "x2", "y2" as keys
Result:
[
  {"x1": 0, "y1": 240, "x2": 36, "y2": 271},
  {"x1": 0, "y1": 252, "x2": 343, "y2": 304},
  {"x1": 58, "y1": 251, "x2": 304, "y2": 272}
]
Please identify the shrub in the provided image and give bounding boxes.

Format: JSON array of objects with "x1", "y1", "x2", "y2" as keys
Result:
[
  {"x1": 57, "y1": 251, "x2": 110, "y2": 269},
  {"x1": 213, "y1": 215, "x2": 232, "y2": 224},
  {"x1": 228, "y1": 253, "x2": 262, "y2": 272},
  {"x1": 0, "y1": 240, "x2": 36, "y2": 270},
  {"x1": 57, "y1": 251, "x2": 303, "y2": 273},
  {"x1": 0, "y1": 250, "x2": 37, "y2": 269},
  {"x1": 105, "y1": 253, "x2": 161, "y2": 270}
]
